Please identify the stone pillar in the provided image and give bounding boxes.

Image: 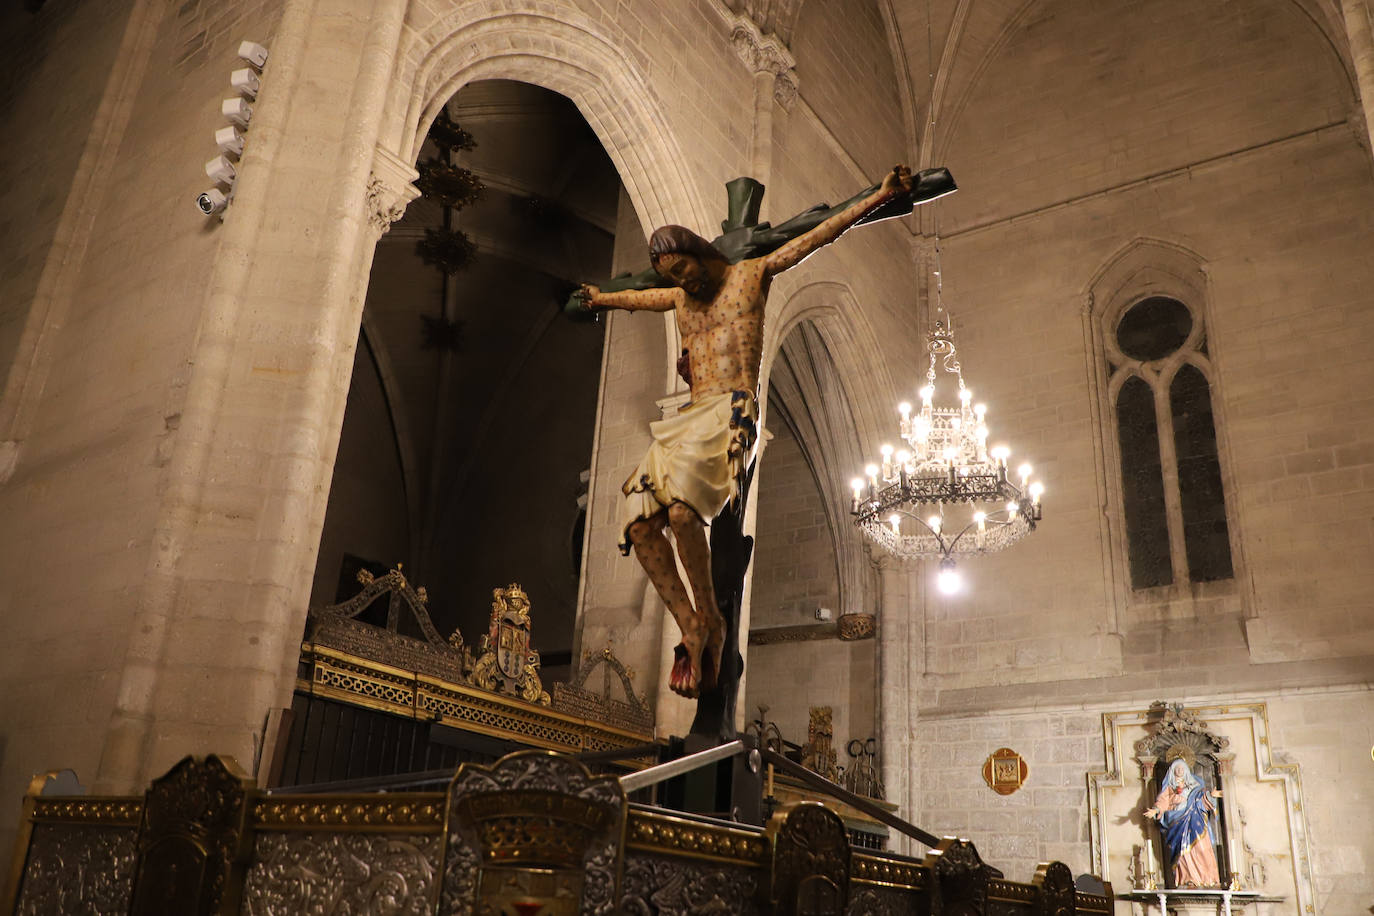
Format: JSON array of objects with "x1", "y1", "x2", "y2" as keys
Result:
[
  {"x1": 727, "y1": 13, "x2": 798, "y2": 186},
  {"x1": 95, "y1": 0, "x2": 414, "y2": 793},
  {"x1": 876, "y1": 554, "x2": 922, "y2": 855},
  {"x1": 1343, "y1": 0, "x2": 1374, "y2": 157}
]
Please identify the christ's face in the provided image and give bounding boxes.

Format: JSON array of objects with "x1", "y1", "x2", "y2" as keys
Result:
[{"x1": 654, "y1": 253, "x2": 713, "y2": 297}]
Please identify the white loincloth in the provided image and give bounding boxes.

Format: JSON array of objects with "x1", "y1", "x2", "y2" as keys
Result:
[{"x1": 619, "y1": 390, "x2": 758, "y2": 555}]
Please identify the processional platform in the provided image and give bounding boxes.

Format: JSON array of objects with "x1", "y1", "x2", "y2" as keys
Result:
[
  {"x1": 7, "y1": 747, "x2": 1114, "y2": 915},
  {"x1": 6, "y1": 571, "x2": 1113, "y2": 913}
]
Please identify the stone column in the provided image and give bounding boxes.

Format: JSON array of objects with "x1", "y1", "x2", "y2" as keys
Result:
[
  {"x1": 876, "y1": 553, "x2": 922, "y2": 855},
  {"x1": 1343, "y1": 0, "x2": 1374, "y2": 157},
  {"x1": 95, "y1": 0, "x2": 414, "y2": 793},
  {"x1": 727, "y1": 13, "x2": 798, "y2": 186}
]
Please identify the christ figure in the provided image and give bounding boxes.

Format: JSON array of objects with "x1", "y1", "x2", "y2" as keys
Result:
[{"x1": 578, "y1": 166, "x2": 917, "y2": 698}]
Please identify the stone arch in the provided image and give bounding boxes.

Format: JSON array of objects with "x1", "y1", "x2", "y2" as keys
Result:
[
  {"x1": 377, "y1": 3, "x2": 715, "y2": 393},
  {"x1": 758, "y1": 282, "x2": 894, "y2": 615}
]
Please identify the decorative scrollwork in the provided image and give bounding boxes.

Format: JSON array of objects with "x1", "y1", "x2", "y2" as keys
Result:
[
  {"x1": 836, "y1": 613, "x2": 876, "y2": 641},
  {"x1": 620, "y1": 854, "x2": 763, "y2": 915},
  {"x1": 551, "y1": 643, "x2": 652, "y2": 735},
  {"x1": 14, "y1": 824, "x2": 137, "y2": 915},
  {"x1": 769, "y1": 803, "x2": 850, "y2": 913},
  {"x1": 1033, "y1": 860, "x2": 1077, "y2": 916},
  {"x1": 926, "y1": 837, "x2": 993, "y2": 915},
  {"x1": 847, "y1": 885, "x2": 908, "y2": 916},
  {"x1": 128, "y1": 754, "x2": 253, "y2": 916},
  {"x1": 242, "y1": 832, "x2": 441, "y2": 914},
  {"x1": 1133, "y1": 701, "x2": 1229, "y2": 767},
  {"x1": 308, "y1": 565, "x2": 472, "y2": 684}
]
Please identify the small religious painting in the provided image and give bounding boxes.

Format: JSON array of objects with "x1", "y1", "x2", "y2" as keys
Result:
[{"x1": 983, "y1": 747, "x2": 1028, "y2": 795}]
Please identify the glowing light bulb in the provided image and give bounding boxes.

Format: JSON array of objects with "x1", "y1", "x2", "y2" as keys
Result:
[
  {"x1": 976, "y1": 425, "x2": 989, "y2": 440},
  {"x1": 943, "y1": 446, "x2": 957, "y2": 463},
  {"x1": 895, "y1": 450, "x2": 911, "y2": 466},
  {"x1": 850, "y1": 478, "x2": 864, "y2": 497},
  {"x1": 881, "y1": 444, "x2": 894, "y2": 458},
  {"x1": 937, "y1": 562, "x2": 961, "y2": 595},
  {"x1": 888, "y1": 514, "x2": 901, "y2": 535},
  {"x1": 927, "y1": 515, "x2": 942, "y2": 532},
  {"x1": 865, "y1": 464, "x2": 879, "y2": 481},
  {"x1": 991, "y1": 445, "x2": 1010, "y2": 464},
  {"x1": 973, "y1": 510, "x2": 987, "y2": 532},
  {"x1": 919, "y1": 385, "x2": 934, "y2": 403},
  {"x1": 1006, "y1": 500, "x2": 1019, "y2": 516},
  {"x1": 974, "y1": 403, "x2": 987, "y2": 418},
  {"x1": 1030, "y1": 481, "x2": 1045, "y2": 504},
  {"x1": 1018, "y1": 462, "x2": 1032, "y2": 485},
  {"x1": 959, "y1": 388, "x2": 972, "y2": 403},
  {"x1": 899, "y1": 402, "x2": 912, "y2": 417}
]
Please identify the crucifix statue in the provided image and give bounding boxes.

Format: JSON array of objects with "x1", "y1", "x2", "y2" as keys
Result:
[{"x1": 570, "y1": 165, "x2": 956, "y2": 733}]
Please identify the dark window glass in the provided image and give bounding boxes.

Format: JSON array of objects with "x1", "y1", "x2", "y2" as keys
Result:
[
  {"x1": 1171, "y1": 365, "x2": 1234, "y2": 582},
  {"x1": 1117, "y1": 377, "x2": 1173, "y2": 588},
  {"x1": 1117, "y1": 297, "x2": 1192, "y2": 361}
]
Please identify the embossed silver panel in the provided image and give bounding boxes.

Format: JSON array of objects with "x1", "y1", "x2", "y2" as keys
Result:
[{"x1": 241, "y1": 832, "x2": 441, "y2": 915}]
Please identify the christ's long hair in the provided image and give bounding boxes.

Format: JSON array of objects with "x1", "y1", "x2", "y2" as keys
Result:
[{"x1": 649, "y1": 225, "x2": 726, "y2": 264}]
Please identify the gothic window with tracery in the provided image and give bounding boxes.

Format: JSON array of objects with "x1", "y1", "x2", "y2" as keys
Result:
[{"x1": 1110, "y1": 296, "x2": 1233, "y2": 590}]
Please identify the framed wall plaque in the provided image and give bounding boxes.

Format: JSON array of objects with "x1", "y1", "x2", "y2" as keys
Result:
[{"x1": 983, "y1": 747, "x2": 1028, "y2": 795}]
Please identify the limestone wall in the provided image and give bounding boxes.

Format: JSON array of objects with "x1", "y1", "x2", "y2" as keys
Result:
[
  {"x1": 888, "y1": 0, "x2": 1374, "y2": 909},
  {"x1": 0, "y1": 0, "x2": 287, "y2": 841},
  {"x1": 916, "y1": 691, "x2": 1374, "y2": 914}
]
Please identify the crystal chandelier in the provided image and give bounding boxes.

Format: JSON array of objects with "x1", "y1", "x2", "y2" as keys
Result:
[{"x1": 849, "y1": 314, "x2": 1043, "y2": 593}]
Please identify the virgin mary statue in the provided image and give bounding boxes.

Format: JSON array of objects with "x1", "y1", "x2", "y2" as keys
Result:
[{"x1": 1145, "y1": 757, "x2": 1222, "y2": 887}]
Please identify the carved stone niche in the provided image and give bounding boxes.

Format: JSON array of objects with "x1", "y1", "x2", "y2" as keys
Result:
[{"x1": 1133, "y1": 702, "x2": 1236, "y2": 889}]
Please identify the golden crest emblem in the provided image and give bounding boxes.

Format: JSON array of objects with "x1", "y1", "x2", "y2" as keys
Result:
[{"x1": 472, "y1": 584, "x2": 550, "y2": 705}]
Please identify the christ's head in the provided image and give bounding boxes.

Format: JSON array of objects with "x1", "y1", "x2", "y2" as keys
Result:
[{"x1": 649, "y1": 225, "x2": 726, "y2": 298}]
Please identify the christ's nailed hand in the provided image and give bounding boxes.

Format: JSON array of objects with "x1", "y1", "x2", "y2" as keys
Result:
[{"x1": 563, "y1": 284, "x2": 598, "y2": 322}]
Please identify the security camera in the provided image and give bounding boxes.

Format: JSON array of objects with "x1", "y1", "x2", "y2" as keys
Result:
[
  {"x1": 221, "y1": 97, "x2": 252, "y2": 128},
  {"x1": 230, "y1": 67, "x2": 260, "y2": 100},
  {"x1": 205, "y1": 155, "x2": 236, "y2": 185},
  {"x1": 196, "y1": 188, "x2": 228, "y2": 216},
  {"x1": 214, "y1": 125, "x2": 244, "y2": 158},
  {"x1": 237, "y1": 40, "x2": 268, "y2": 70}
]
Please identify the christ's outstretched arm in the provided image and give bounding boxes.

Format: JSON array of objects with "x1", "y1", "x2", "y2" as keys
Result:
[
  {"x1": 580, "y1": 283, "x2": 683, "y2": 312},
  {"x1": 761, "y1": 166, "x2": 914, "y2": 275}
]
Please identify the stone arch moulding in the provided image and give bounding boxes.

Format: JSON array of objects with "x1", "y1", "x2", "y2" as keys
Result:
[
  {"x1": 759, "y1": 281, "x2": 894, "y2": 615},
  {"x1": 1082, "y1": 238, "x2": 1253, "y2": 625},
  {"x1": 380, "y1": 3, "x2": 716, "y2": 396}
]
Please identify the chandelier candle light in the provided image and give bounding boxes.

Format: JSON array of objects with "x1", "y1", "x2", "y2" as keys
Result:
[{"x1": 849, "y1": 316, "x2": 1043, "y2": 594}]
